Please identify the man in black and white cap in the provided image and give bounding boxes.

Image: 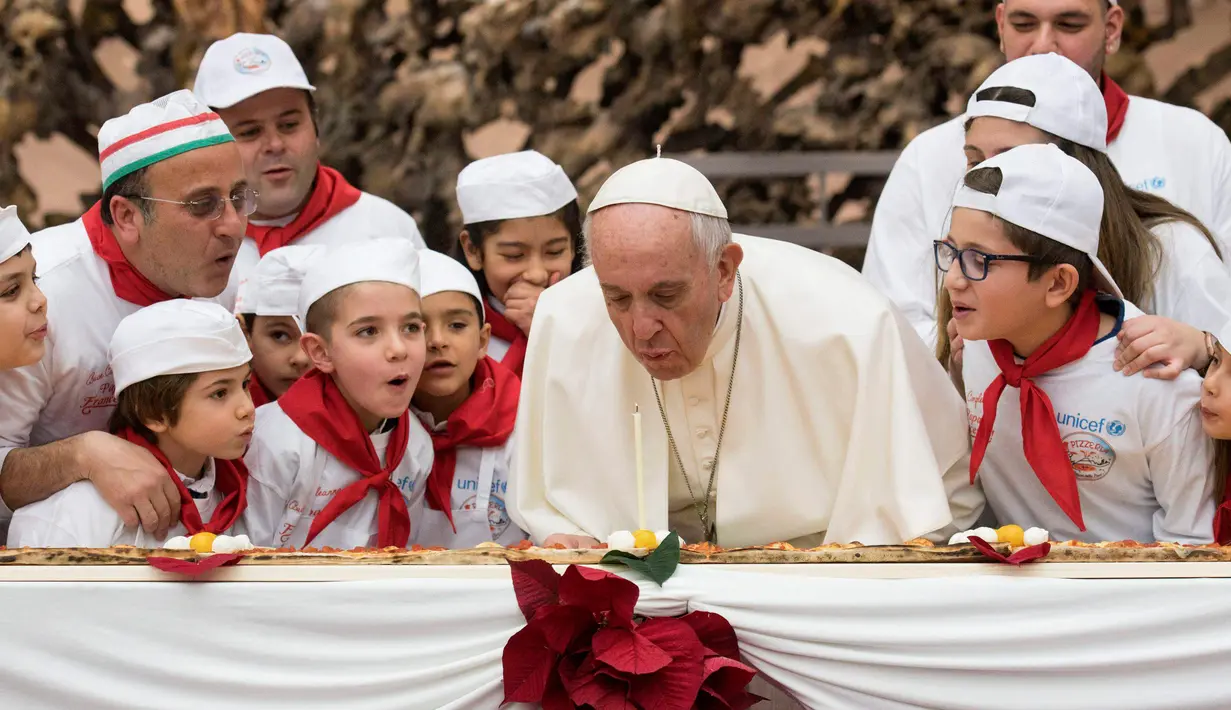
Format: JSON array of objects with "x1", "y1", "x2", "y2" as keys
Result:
[{"x1": 193, "y1": 32, "x2": 425, "y2": 310}]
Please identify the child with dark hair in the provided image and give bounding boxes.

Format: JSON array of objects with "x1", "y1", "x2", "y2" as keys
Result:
[
  {"x1": 454, "y1": 151, "x2": 583, "y2": 377},
  {"x1": 9, "y1": 300, "x2": 255, "y2": 547},
  {"x1": 233, "y1": 244, "x2": 321, "y2": 407},
  {"x1": 941, "y1": 143, "x2": 1215, "y2": 543},
  {"x1": 0, "y1": 206, "x2": 46, "y2": 372},
  {"x1": 411, "y1": 249, "x2": 525, "y2": 547}
]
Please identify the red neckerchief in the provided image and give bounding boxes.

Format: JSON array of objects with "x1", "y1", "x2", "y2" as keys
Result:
[
  {"x1": 116, "y1": 427, "x2": 248, "y2": 534},
  {"x1": 970, "y1": 290, "x2": 1102, "y2": 531},
  {"x1": 248, "y1": 374, "x2": 274, "y2": 409},
  {"x1": 277, "y1": 368, "x2": 412, "y2": 547},
  {"x1": 82, "y1": 202, "x2": 177, "y2": 307},
  {"x1": 247, "y1": 164, "x2": 361, "y2": 256},
  {"x1": 484, "y1": 302, "x2": 527, "y2": 378},
  {"x1": 1101, "y1": 73, "x2": 1130, "y2": 145},
  {"x1": 1215, "y1": 487, "x2": 1231, "y2": 544},
  {"x1": 423, "y1": 356, "x2": 519, "y2": 530}
]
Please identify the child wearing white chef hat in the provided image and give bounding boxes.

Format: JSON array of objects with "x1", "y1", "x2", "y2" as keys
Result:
[
  {"x1": 455, "y1": 150, "x2": 582, "y2": 378},
  {"x1": 0, "y1": 206, "x2": 47, "y2": 371},
  {"x1": 946, "y1": 143, "x2": 1215, "y2": 545},
  {"x1": 8, "y1": 300, "x2": 255, "y2": 549},
  {"x1": 233, "y1": 244, "x2": 322, "y2": 408},
  {"x1": 243, "y1": 238, "x2": 433, "y2": 550},
  {"x1": 411, "y1": 249, "x2": 526, "y2": 548}
]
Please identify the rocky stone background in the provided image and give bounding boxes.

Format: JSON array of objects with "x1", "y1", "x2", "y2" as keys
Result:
[{"x1": 2, "y1": 0, "x2": 1229, "y2": 259}]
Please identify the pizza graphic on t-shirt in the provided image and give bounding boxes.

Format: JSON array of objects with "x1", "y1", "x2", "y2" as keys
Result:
[{"x1": 1063, "y1": 432, "x2": 1116, "y2": 481}]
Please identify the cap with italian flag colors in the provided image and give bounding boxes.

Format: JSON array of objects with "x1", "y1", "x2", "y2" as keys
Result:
[{"x1": 98, "y1": 90, "x2": 235, "y2": 191}]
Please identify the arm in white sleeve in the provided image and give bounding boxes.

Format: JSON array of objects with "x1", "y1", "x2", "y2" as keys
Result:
[
  {"x1": 242, "y1": 413, "x2": 296, "y2": 548},
  {"x1": 1148, "y1": 407, "x2": 1217, "y2": 544},
  {"x1": 1207, "y1": 118, "x2": 1231, "y2": 250},
  {"x1": 1149, "y1": 221, "x2": 1231, "y2": 334},
  {"x1": 0, "y1": 354, "x2": 85, "y2": 515},
  {"x1": 862, "y1": 141, "x2": 942, "y2": 349}
]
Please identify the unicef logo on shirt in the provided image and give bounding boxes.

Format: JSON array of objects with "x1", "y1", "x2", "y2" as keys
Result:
[
  {"x1": 1064, "y1": 432, "x2": 1116, "y2": 481},
  {"x1": 233, "y1": 48, "x2": 272, "y2": 74},
  {"x1": 1106, "y1": 420, "x2": 1126, "y2": 437},
  {"x1": 1130, "y1": 176, "x2": 1167, "y2": 193}
]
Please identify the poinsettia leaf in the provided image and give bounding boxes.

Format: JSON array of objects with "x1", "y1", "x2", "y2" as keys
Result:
[
  {"x1": 509, "y1": 558, "x2": 561, "y2": 622},
  {"x1": 147, "y1": 553, "x2": 243, "y2": 576},
  {"x1": 599, "y1": 550, "x2": 660, "y2": 584},
  {"x1": 559, "y1": 651, "x2": 638, "y2": 710},
  {"x1": 700, "y1": 655, "x2": 758, "y2": 694},
  {"x1": 699, "y1": 686, "x2": 765, "y2": 710},
  {"x1": 680, "y1": 611, "x2": 741, "y2": 660},
  {"x1": 628, "y1": 618, "x2": 706, "y2": 710},
  {"x1": 541, "y1": 671, "x2": 573, "y2": 710},
  {"x1": 501, "y1": 625, "x2": 557, "y2": 703},
  {"x1": 533, "y1": 604, "x2": 599, "y2": 654},
  {"x1": 558, "y1": 564, "x2": 639, "y2": 628},
  {"x1": 592, "y1": 626, "x2": 674, "y2": 675},
  {"x1": 641, "y1": 532, "x2": 681, "y2": 584}
]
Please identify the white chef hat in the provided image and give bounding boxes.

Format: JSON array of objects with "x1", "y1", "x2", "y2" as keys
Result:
[
  {"x1": 234, "y1": 245, "x2": 326, "y2": 331},
  {"x1": 418, "y1": 248, "x2": 483, "y2": 310},
  {"x1": 456, "y1": 151, "x2": 578, "y2": 225},
  {"x1": 98, "y1": 90, "x2": 235, "y2": 191},
  {"x1": 588, "y1": 157, "x2": 728, "y2": 219},
  {"x1": 954, "y1": 143, "x2": 1119, "y2": 297},
  {"x1": 966, "y1": 53, "x2": 1108, "y2": 151},
  {"x1": 0, "y1": 205, "x2": 32, "y2": 264},
  {"x1": 194, "y1": 32, "x2": 316, "y2": 110},
  {"x1": 110, "y1": 300, "x2": 252, "y2": 395},
  {"x1": 298, "y1": 239, "x2": 421, "y2": 330}
]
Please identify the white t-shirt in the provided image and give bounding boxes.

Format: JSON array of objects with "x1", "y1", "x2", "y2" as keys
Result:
[
  {"x1": 243, "y1": 404, "x2": 434, "y2": 549},
  {"x1": 8, "y1": 459, "x2": 239, "y2": 547},
  {"x1": 410, "y1": 409, "x2": 526, "y2": 548},
  {"x1": 962, "y1": 298, "x2": 1216, "y2": 543},
  {"x1": 220, "y1": 191, "x2": 426, "y2": 312},
  {"x1": 0, "y1": 221, "x2": 142, "y2": 526},
  {"x1": 863, "y1": 96, "x2": 1231, "y2": 348}
]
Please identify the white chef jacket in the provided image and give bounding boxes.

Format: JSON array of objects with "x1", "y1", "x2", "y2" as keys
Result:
[
  {"x1": 962, "y1": 297, "x2": 1215, "y2": 544},
  {"x1": 409, "y1": 408, "x2": 527, "y2": 548},
  {"x1": 864, "y1": 96, "x2": 1231, "y2": 348},
  {"x1": 8, "y1": 459, "x2": 240, "y2": 547},
  {"x1": 0, "y1": 220, "x2": 143, "y2": 529},
  {"x1": 485, "y1": 296, "x2": 513, "y2": 362},
  {"x1": 511, "y1": 234, "x2": 984, "y2": 548},
  {"x1": 220, "y1": 191, "x2": 426, "y2": 312},
  {"x1": 243, "y1": 403, "x2": 434, "y2": 549}
]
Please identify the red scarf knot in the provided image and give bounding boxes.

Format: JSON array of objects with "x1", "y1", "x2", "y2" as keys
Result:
[
  {"x1": 278, "y1": 368, "x2": 414, "y2": 547},
  {"x1": 970, "y1": 290, "x2": 1103, "y2": 531},
  {"x1": 116, "y1": 428, "x2": 248, "y2": 535},
  {"x1": 83, "y1": 202, "x2": 178, "y2": 307},
  {"x1": 423, "y1": 357, "x2": 519, "y2": 530},
  {"x1": 247, "y1": 164, "x2": 362, "y2": 256}
]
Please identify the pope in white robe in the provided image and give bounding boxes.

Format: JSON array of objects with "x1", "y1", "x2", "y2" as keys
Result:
[{"x1": 509, "y1": 157, "x2": 981, "y2": 548}]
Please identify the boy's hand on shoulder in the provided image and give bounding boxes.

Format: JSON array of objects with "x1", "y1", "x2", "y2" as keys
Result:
[
  {"x1": 77, "y1": 431, "x2": 182, "y2": 540},
  {"x1": 503, "y1": 273, "x2": 563, "y2": 336},
  {"x1": 1113, "y1": 316, "x2": 1205, "y2": 380}
]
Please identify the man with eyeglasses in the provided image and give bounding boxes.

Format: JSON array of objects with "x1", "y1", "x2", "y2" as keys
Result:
[
  {"x1": 863, "y1": 0, "x2": 1231, "y2": 349},
  {"x1": 0, "y1": 90, "x2": 250, "y2": 543},
  {"x1": 193, "y1": 33, "x2": 425, "y2": 312}
]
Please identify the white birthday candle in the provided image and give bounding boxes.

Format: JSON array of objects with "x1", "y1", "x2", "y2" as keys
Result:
[{"x1": 634, "y1": 404, "x2": 646, "y2": 531}]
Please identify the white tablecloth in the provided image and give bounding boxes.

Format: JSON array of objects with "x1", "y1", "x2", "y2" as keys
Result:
[{"x1": 1, "y1": 565, "x2": 1229, "y2": 709}]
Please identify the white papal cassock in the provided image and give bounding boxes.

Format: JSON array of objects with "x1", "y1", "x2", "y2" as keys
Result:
[{"x1": 510, "y1": 233, "x2": 982, "y2": 547}]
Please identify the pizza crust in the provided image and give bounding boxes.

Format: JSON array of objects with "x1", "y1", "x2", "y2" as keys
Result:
[{"x1": 1, "y1": 540, "x2": 1227, "y2": 566}]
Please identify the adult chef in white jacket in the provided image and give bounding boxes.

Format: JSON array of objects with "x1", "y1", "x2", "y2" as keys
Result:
[
  {"x1": 510, "y1": 157, "x2": 981, "y2": 549},
  {"x1": 863, "y1": 0, "x2": 1231, "y2": 348},
  {"x1": 0, "y1": 91, "x2": 251, "y2": 542},
  {"x1": 193, "y1": 32, "x2": 426, "y2": 311}
]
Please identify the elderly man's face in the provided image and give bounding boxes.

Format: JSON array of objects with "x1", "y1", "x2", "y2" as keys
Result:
[
  {"x1": 591, "y1": 204, "x2": 741, "y2": 381},
  {"x1": 111, "y1": 142, "x2": 248, "y2": 298}
]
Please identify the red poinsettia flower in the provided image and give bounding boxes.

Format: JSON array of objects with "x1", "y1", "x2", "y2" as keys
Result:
[{"x1": 502, "y1": 560, "x2": 762, "y2": 710}]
